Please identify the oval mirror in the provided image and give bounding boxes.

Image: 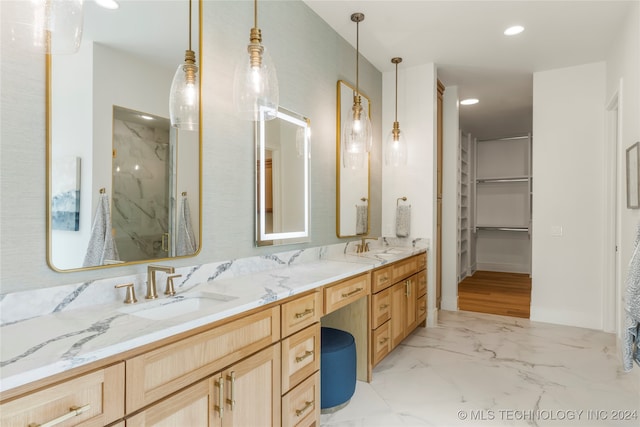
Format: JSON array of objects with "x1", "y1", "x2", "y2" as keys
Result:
[
  {"x1": 256, "y1": 107, "x2": 310, "y2": 246},
  {"x1": 47, "y1": 0, "x2": 201, "y2": 271},
  {"x1": 336, "y1": 80, "x2": 371, "y2": 237}
]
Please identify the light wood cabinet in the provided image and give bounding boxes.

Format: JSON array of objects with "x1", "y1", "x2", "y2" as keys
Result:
[
  {"x1": 0, "y1": 363, "x2": 124, "y2": 427},
  {"x1": 370, "y1": 253, "x2": 427, "y2": 367},
  {"x1": 324, "y1": 273, "x2": 370, "y2": 314},
  {"x1": 281, "y1": 323, "x2": 320, "y2": 394},
  {"x1": 281, "y1": 291, "x2": 321, "y2": 338},
  {"x1": 281, "y1": 371, "x2": 320, "y2": 427},
  {"x1": 126, "y1": 307, "x2": 279, "y2": 413}
]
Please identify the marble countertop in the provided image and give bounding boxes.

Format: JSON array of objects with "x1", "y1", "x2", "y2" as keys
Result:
[{"x1": 0, "y1": 246, "x2": 426, "y2": 395}]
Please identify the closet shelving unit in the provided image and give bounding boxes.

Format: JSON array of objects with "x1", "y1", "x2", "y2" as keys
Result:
[
  {"x1": 457, "y1": 132, "x2": 474, "y2": 282},
  {"x1": 473, "y1": 134, "x2": 532, "y2": 274}
]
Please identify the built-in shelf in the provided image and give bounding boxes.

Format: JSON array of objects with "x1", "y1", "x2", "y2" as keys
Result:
[
  {"x1": 475, "y1": 226, "x2": 529, "y2": 232},
  {"x1": 476, "y1": 177, "x2": 529, "y2": 183}
]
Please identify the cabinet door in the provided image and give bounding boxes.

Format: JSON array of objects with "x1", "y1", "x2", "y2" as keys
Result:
[
  {"x1": 126, "y1": 379, "x2": 213, "y2": 427},
  {"x1": 390, "y1": 282, "x2": 406, "y2": 348},
  {"x1": 281, "y1": 323, "x2": 320, "y2": 393},
  {"x1": 405, "y1": 276, "x2": 418, "y2": 333},
  {"x1": 216, "y1": 344, "x2": 281, "y2": 426}
]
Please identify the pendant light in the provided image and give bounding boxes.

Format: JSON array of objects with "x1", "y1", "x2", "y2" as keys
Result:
[
  {"x1": 385, "y1": 57, "x2": 408, "y2": 167},
  {"x1": 233, "y1": 0, "x2": 279, "y2": 121},
  {"x1": 39, "y1": 0, "x2": 85, "y2": 54},
  {"x1": 342, "y1": 12, "x2": 372, "y2": 169},
  {"x1": 169, "y1": 0, "x2": 199, "y2": 131}
]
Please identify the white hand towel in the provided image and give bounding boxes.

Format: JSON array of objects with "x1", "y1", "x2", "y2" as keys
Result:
[
  {"x1": 356, "y1": 205, "x2": 368, "y2": 235},
  {"x1": 83, "y1": 193, "x2": 119, "y2": 267},
  {"x1": 396, "y1": 205, "x2": 411, "y2": 237},
  {"x1": 623, "y1": 223, "x2": 640, "y2": 371},
  {"x1": 176, "y1": 194, "x2": 197, "y2": 256}
]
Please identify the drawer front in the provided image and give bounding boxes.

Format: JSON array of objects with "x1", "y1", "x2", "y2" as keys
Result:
[
  {"x1": 282, "y1": 371, "x2": 320, "y2": 427},
  {"x1": 371, "y1": 321, "x2": 391, "y2": 367},
  {"x1": 324, "y1": 273, "x2": 370, "y2": 314},
  {"x1": 126, "y1": 306, "x2": 279, "y2": 413},
  {"x1": 281, "y1": 291, "x2": 321, "y2": 338},
  {"x1": 371, "y1": 264, "x2": 393, "y2": 293},
  {"x1": 392, "y1": 256, "x2": 419, "y2": 283},
  {"x1": 417, "y1": 294, "x2": 427, "y2": 323},
  {"x1": 1, "y1": 363, "x2": 124, "y2": 427},
  {"x1": 282, "y1": 323, "x2": 320, "y2": 393},
  {"x1": 417, "y1": 269, "x2": 427, "y2": 297},
  {"x1": 371, "y1": 287, "x2": 391, "y2": 329}
]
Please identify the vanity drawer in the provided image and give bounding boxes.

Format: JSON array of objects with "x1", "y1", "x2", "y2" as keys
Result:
[
  {"x1": 372, "y1": 264, "x2": 394, "y2": 293},
  {"x1": 371, "y1": 287, "x2": 391, "y2": 329},
  {"x1": 281, "y1": 291, "x2": 321, "y2": 338},
  {"x1": 0, "y1": 363, "x2": 124, "y2": 427},
  {"x1": 416, "y1": 252, "x2": 427, "y2": 271},
  {"x1": 324, "y1": 273, "x2": 370, "y2": 314},
  {"x1": 281, "y1": 323, "x2": 320, "y2": 393},
  {"x1": 417, "y1": 269, "x2": 427, "y2": 297},
  {"x1": 417, "y1": 294, "x2": 427, "y2": 323},
  {"x1": 392, "y1": 256, "x2": 419, "y2": 283},
  {"x1": 371, "y1": 321, "x2": 391, "y2": 367},
  {"x1": 282, "y1": 371, "x2": 320, "y2": 427},
  {"x1": 126, "y1": 306, "x2": 279, "y2": 413}
]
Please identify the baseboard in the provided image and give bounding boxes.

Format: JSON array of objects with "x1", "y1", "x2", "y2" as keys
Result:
[{"x1": 476, "y1": 262, "x2": 530, "y2": 274}]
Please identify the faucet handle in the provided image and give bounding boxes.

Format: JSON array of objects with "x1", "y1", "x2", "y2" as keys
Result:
[
  {"x1": 115, "y1": 283, "x2": 138, "y2": 304},
  {"x1": 165, "y1": 274, "x2": 182, "y2": 296}
]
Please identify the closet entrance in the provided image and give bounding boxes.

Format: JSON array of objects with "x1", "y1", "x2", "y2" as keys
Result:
[{"x1": 457, "y1": 134, "x2": 532, "y2": 318}]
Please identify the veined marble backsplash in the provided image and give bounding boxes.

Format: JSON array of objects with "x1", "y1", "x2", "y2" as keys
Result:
[{"x1": 0, "y1": 238, "x2": 428, "y2": 326}]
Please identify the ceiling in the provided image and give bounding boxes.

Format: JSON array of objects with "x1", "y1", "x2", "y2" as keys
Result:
[{"x1": 303, "y1": 0, "x2": 635, "y2": 139}]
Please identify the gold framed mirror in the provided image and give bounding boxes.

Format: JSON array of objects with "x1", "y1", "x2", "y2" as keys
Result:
[
  {"x1": 47, "y1": 0, "x2": 202, "y2": 271},
  {"x1": 256, "y1": 107, "x2": 310, "y2": 246},
  {"x1": 336, "y1": 80, "x2": 371, "y2": 237}
]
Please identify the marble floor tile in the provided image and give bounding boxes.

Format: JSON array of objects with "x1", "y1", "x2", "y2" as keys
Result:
[{"x1": 320, "y1": 310, "x2": 640, "y2": 427}]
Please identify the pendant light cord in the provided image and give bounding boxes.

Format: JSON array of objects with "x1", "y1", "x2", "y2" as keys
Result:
[
  {"x1": 355, "y1": 19, "x2": 360, "y2": 97},
  {"x1": 394, "y1": 61, "x2": 398, "y2": 122},
  {"x1": 188, "y1": 0, "x2": 192, "y2": 51},
  {"x1": 254, "y1": 0, "x2": 258, "y2": 29}
]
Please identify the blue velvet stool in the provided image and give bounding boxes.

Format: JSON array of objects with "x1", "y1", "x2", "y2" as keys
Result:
[{"x1": 320, "y1": 327, "x2": 357, "y2": 413}]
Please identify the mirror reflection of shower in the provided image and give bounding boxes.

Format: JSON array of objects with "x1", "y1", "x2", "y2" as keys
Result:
[{"x1": 112, "y1": 106, "x2": 173, "y2": 262}]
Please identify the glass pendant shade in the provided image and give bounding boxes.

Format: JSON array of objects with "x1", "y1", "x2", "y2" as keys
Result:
[
  {"x1": 342, "y1": 96, "x2": 372, "y2": 169},
  {"x1": 169, "y1": 50, "x2": 199, "y2": 131},
  {"x1": 40, "y1": 0, "x2": 84, "y2": 54},
  {"x1": 233, "y1": 42, "x2": 279, "y2": 121},
  {"x1": 385, "y1": 123, "x2": 408, "y2": 167}
]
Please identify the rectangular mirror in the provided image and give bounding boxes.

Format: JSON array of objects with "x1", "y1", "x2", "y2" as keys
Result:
[
  {"x1": 336, "y1": 80, "x2": 371, "y2": 237},
  {"x1": 47, "y1": 0, "x2": 201, "y2": 271},
  {"x1": 256, "y1": 107, "x2": 310, "y2": 246}
]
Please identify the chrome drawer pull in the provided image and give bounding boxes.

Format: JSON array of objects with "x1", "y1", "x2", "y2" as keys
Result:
[
  {"x1": 295, "y1": 400, "x2": 314, "y2": 417},
  {"x1": 296, "y1": 350, "x2": 314, "y2": 363},
  {"x1": 341, "y1": 287, "x2": 363, "y2": 298},
  {"x1": 28, "y1": 404, "x2": 90, "y2": 427},
  {"x1": 294, "y1": 308, "x2": 314, "y2": 319}
]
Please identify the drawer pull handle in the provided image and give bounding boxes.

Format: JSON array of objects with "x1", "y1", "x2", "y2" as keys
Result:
[
  {"x1": 420, "y1": 307, "x2": 426, "y2": 313},
  {"x1": 295, "y1": 308, "x2": 314, "y2": 319},
  {"x1": 28, "y1": 404, "x2": 90, "y2": 427},
  {"x1": 296, "y1": 350, "x2": 314, "y2": 363},
  {"x1": 341, "y1": 287, "x2": 363, "y2": 298},
  {"x1": 379, "y1": 337, "x2": 389, "y2": 345},
  {"x1": 379, "y1": 303, "x2": 389, "y2": 309},
  {"x1": 226, "y1": 371, "x2": 236, "y2": 410},
  {"x1": 216, "y1": 376, "x2": 225, "y2": 418},
  {"x1": 379, "y1": 276, "x2": 389, "y2": 283},
  {"x1": 295, "y1": 400, "x2": 314, "y2": 417}
]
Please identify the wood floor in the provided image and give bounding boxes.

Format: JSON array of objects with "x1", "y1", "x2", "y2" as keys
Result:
[{"x1": 458, "y1": 271, "x2": 532, "y2": 318}]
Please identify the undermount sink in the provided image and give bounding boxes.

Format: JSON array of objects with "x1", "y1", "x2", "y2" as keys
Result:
[{"x1": 118, "y1": 291, "x2": 238, "y2": 320}]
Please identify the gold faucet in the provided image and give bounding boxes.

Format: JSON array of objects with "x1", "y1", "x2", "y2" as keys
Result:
[
  {"x1": 146, "y1": 264, "x2": 175, "y2": 299},
  {"x1": 356, "y1": 237, "x2": 378, "y2": 253}
]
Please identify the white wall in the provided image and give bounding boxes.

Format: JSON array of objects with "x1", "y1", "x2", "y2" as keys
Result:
[
  {"x1": 382, "y1": 63, "x2": 437, "y2": 323},
  {"x1": 605, "y1": 2, "x2": 640, "y2": 339},
  {"x1": 441, "y1": 85, "x2": 459, "y2": 311},
  {"x1": 531, "y1": 62, "x2": 607, "y2": 330}
]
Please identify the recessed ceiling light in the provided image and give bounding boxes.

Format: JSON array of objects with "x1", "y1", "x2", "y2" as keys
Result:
[
  {"x1": 504, "y1": 25, "x2": 524, "y2": 36},
  {"x1": 460, "y1": 98, "x2": 479, "y2": 106}
]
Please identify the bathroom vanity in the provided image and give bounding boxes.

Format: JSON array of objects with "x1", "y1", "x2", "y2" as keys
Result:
[{"x1": 0, "y1": 245, "x2": 427, "y2": 426}]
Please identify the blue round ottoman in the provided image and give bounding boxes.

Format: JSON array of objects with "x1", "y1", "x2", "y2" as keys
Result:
[{"x1": 321, "y1": 327, "x2": 356, "y2": 413}]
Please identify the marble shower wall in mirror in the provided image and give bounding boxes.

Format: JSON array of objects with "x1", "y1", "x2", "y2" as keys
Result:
[
  {"x1": 336, "y1": 80, "x2": 371, "y2": 237},
  {"x1": 47, "y1": 0, "x2": 201, "y2": 271}
]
